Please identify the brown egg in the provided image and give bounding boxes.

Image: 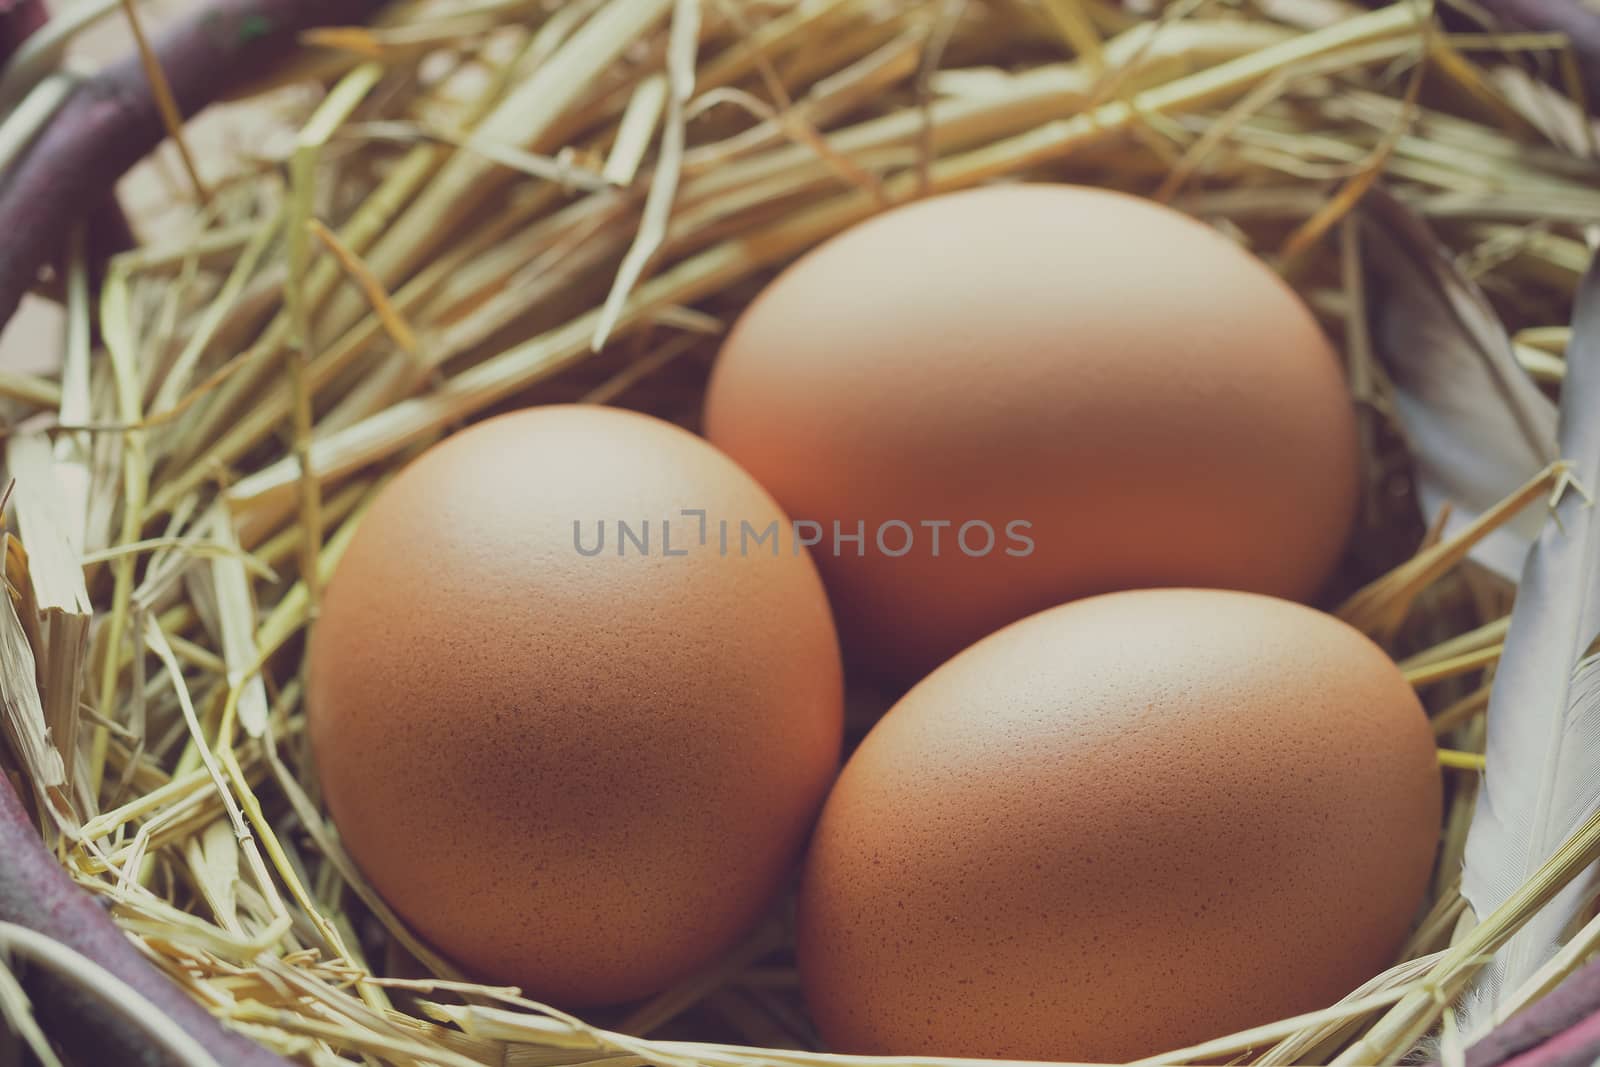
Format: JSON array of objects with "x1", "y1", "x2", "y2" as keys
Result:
[
  {"x1": 308, "y1": 405, "x2": 843, "y2": 1006},
  {"x1": 796, "y1": 589, "x2": 1440, "y2": 1062},
  {"x1": 704, "y1": 183, "x2": 1360, "y2": 680}
]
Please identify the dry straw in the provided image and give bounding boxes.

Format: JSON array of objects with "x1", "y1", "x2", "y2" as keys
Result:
[{"x1": 3, "y1": 0, "x2": 1599, "y2": 1064}]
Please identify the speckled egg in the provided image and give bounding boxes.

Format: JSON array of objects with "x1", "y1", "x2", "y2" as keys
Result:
[
  {"x1": 308, "y1": 405, "x2": 843, "y2": 1005},
  {"x1": 796, "y1": 588, "x2": 1440, "y2": 1061},
  {"x1": 705, "y1": 183, "x2": 1360, "y2": 681}
]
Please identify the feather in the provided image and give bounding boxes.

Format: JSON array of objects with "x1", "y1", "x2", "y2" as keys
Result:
[
  {"x1": 1458, "y1": 242, "x2": 1600, "y2": 1033},
  {"x1": 1360, "y1": 190, "x2": 1558, "y2": 581}
]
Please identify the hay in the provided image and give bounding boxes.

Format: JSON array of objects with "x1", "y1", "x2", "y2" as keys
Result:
[{"x1": 4, "y1": 0, "x2": 1600, "y2": 1063}]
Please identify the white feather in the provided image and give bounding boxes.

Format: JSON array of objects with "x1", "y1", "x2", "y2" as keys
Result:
[
  {"x1": 1457, "y1": 245, "x2": 1600, "y2": 1034},
  {"x1": 1361, "y1": 192, "x2": 1557, "y2": 581}
]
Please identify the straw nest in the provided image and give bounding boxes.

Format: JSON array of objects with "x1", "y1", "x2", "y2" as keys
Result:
[{"x1": 2, "y1": 0, "x2": 1599, "y2": 1064}]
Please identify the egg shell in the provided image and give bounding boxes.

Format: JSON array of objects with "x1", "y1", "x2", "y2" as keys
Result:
[
  {"x1": 796, "y1": 588, "x2": 1441, "y2": 1062},
  {"x1": 308, "y1": 405, "x2": 844, "y2": 1006},
  {"x1": 705, "y1": 183, "x2": 1361, "y2": 680}
]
